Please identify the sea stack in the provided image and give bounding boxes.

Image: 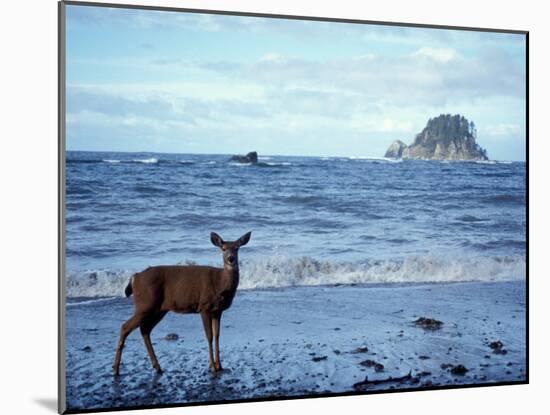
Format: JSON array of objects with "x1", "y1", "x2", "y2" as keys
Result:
[
  {"x1": 385, "y1": 114, "x2": 489, "y2": 161},
  {"x1": 384, "y1": 140, "x2": 407, "y2": 158}
]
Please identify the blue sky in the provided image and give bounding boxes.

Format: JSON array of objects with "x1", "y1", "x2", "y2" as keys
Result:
[{"x1": 65, "y1": 5, "x2": 526, "y2": 160}]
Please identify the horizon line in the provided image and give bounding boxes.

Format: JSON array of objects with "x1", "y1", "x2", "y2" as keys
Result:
[{"x1": 65, "y1": 149, "x2": 525, "y2": 162}]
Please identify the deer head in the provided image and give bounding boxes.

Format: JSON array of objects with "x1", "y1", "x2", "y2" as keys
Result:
[{"x1": 210, "y1": 232, "x2": 251, "y2": 270}]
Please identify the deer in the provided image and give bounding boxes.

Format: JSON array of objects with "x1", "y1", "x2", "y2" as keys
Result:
[{"x1": 112, "y1": 231, "x2": 251, "y2": 376}]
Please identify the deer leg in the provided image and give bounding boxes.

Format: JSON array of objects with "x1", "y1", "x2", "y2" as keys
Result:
[
  {"x1": 212, "y1": 311, "x2": 222, "y2": 371},
  {"x1": 113, "y1": 312, "x2": 145, "y2": 375},
  {"x1": 140, "y1": 311, "x2": 167, "y2": 373},
  {"x1": 200, "y1": 312, "x2": 215, "y2": 371}
]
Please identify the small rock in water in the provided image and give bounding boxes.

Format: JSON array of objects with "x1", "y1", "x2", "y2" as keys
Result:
[
  {"x1": 488, "y1": 340, "x2": 508, "y2": 354},
  {"x1": 375, "y1": 364, "x2": 384, "y2": 372},
  {"x1": 489, "y1": 340, "x2": 504, "y2": 350},
  {"x1": 360, "y1": 359, "x2": 378, "y2": 368},
  {"x1": 82, "y1": 346, "x2": 92, "y2": 352},
  {"x1": 360, "y1": 359, "x2": 385, "y2": 372},
  {"x1": 413, "y1": 317, "x2": 443, "y2": 330},
  {"x1": 450, "y1": 365, "x2": 468, "y2": 375},
  {"x1": 312, "y1": 356, "x2": 328, "y2": 362},
  {"x1": 352, "y1": 346, "x2": 369, "y2": 354},
  {"x1": 418, "y1": 355, "x2": 431, "y2": 360},
  {"x1": 165, "y1": 333, "x2": 179, "y2": 341}
]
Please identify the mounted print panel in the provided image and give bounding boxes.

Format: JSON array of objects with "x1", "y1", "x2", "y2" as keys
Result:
[{"x1": 59, "y1": 1, "x2": 528, "y2": 413}]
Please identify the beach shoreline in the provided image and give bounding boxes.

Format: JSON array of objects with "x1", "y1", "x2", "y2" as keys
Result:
[{"x1": 65, "y1": 280, "x2": 526, "y2": 411}]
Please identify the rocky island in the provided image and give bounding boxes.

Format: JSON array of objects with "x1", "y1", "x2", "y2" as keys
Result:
[{"x1": 385, "y1": 114, "x2": 489, "y2": 161}]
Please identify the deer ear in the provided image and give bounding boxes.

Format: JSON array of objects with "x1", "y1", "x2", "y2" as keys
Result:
[
  {"x1": 210, "y1": 232, "x2": 224, "y2": 247},
  {"x1": 237, "y1": 231, "x2": 251, "y2": 247}
]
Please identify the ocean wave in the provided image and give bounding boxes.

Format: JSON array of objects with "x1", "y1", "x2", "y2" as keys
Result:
[
  {"x1": 228, "y1": 162, "x2": 252, "y2": 167},
  {"x1": 66, "y1": 297, "x2": 118, "y2": 307},
  {"x1": 483, "y1": 194, "x2": 525, "y2": 205},
  {"x1": 66, "y1": 254, "x2": 526, "y2": 298},
  {"x1": 456, "y1": 215, "x2": 489, "y2": 223},
  {"x1": 66, "y1": 269, "x2": 135, "y2": 298},
  {"x1": 467, "y1": 240, "x2": 526, "y2": 251},
  {"x1": 349, "y1": 156, "x2": 402, "y2": 163},
  {"x1": 132, "y1": 158, "x2": 158, "y2": 164},
  {"x1": 66, "y1": 159, "x2": 103, "y2": 164},
  {"x1": 227, "y1": 161, "x2": 292, "y2": 168},
  {"x1": 98, "y1": 158, "x2": 159, "y2": 165},
  {"x1": 474, "y1": 160, "x2": 498, "y2": 165},
  {"x1": 258, "y1": 161, "x2": 292, "y2": 167}
]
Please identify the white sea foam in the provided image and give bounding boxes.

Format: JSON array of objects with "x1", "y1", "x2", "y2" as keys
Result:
[
  {"x1": 349, "y1": 156, "x2": 402, "y2": 163},
  {"x1": 238, "y1": 254, "x2": 525, "y2": 289},
  {"x1": 132, "y1": 158, "x2": 158, "y2": 164},
  {"x1": 66, "y1": 254, "x2": 526, "y2": 298},
  {"x1": 102, "y1": 159, "x2": 121, "y2": 163},
  {"x1": 264, "y1": 162, "x2": 292, "y2": 166},
  {"x1": 229, "y1": 162, "x2": 252, "y2": 166},
  {"x1": 474, "y1": 160, "x2": 497, "y2": 165},
  {"x1": 66, "y1": 269, "x2": 135, "y2": 298},
  {"x1": 66, "y1": 297, "x2": 117, "y2": 307}
]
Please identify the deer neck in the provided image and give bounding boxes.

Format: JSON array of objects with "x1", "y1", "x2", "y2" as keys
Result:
[{"x1": 221, "y1": 264, "x2": 240, "y2": 292}]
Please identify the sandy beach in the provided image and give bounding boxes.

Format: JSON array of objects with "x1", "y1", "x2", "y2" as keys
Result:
[{"x1": 65, "y1": 280, "x2": 526, "y2": 411}]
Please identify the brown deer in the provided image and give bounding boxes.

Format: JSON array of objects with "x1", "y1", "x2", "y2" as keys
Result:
[{"x1": 112, "y1": 231, "x2": 251, "y2": 375}]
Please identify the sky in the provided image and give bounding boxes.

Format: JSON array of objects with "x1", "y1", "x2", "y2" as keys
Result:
[{"x1": 65, "y1": 5, "x2": 527, "y2": 160}]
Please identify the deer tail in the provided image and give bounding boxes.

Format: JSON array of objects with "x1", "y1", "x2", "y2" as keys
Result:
[{"x1": 124, "y1": 276, "x2": 134, "y2": 297}]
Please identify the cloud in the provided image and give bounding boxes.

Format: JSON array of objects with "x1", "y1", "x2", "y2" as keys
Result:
[
  {"x1": 67, "y1": 5, "x2": 311, "y2": 35},
  {"x1": 412, "y1": 47, "x2": 459, "y2": 63},
  {"x1": 484, "y1": 123, "x2": 521, "y2": 137},
  {"x1": 196, "y1": 46, "x2": 525, "y2": 109},
  {"x1": 67, "y1": 87, "x2": 190, "y2": 122},
  {"x1": 66, "y1": 85, "x2": 272, "y2": 134}
]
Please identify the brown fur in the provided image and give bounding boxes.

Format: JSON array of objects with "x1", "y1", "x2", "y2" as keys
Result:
[{"x1": 112, "y1": 231, "x2": 251, "y2": 375}]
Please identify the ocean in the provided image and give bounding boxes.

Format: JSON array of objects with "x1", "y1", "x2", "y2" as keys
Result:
[{"x1": 65, "y1": 151, "x2": 526, "y2": 299}]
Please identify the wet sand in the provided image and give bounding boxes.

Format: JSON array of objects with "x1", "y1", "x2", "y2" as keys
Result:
[{"x1": 64, "y1": 280, "x2": 526, "y2": 411}]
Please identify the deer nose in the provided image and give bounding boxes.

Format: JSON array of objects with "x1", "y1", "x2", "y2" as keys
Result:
[{"x1": 228, "y1": 255, "x2": 235, "y2": 263}]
